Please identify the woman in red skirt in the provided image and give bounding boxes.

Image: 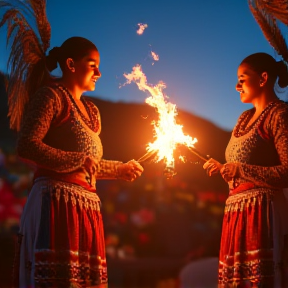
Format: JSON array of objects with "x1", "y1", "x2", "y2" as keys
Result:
[
  {"x1": 0, "y1": 2, "x2": 143, "y2": 288},
  {"x1": 204, "y1": 52, "x2": 288, "y2": 287}
]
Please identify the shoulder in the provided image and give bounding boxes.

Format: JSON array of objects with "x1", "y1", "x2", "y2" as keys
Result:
[
  {"x1": 33, "y1": 85, "x2": 63, "y2": 106},
  {"x1": 268, "y1": 101, "x2": 288, "y2": 121},
  {"x1": 271, "y1": 101, "x2": 288, "y2": 113},
  {"x1": 265, "y1": 101, "x2": 288, "y2": 134},
  {"x1": 31, "y1": 85, "x2": 70, "y2": 122},
  {"x1": 35, "y1": 85, "x2": 59, "y2": 97}
]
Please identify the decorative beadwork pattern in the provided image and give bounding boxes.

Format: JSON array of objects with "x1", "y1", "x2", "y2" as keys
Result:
[
  {"x1": 57, "y1": 85, "x2": 100, "y2": 133},
  {"x1": 225, "y1": 187, "x2": 275, "y2": 212},
  {"x1": 233, "y1": 101, "x2": 276, "y2": 137},
  {"x1": 226, "y1": 101, "x2": 288, "y2": 188},
  {"x1": 40, "y1": 178, "x2": 102, "y2": 211},
  {"x1": 17, "y1": 84, "x2": 122, "y2": 179},
  {"x1": 219, "y1": 256, "x2": 275, "y2": 287}
]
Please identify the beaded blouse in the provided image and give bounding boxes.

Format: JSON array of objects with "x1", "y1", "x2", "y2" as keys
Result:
[
  {"x1": 17, "y1": 84, "x2": 121, "y2": 179},
  {"x1": 226, "y1": 101, "x2": 288, "y2": 189}
]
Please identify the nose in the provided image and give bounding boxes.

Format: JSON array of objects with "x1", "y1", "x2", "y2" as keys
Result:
[
  {"x1": 235, "y1": 82, "x2": 242, "y2": 92},
  {"x1": 94, "y1": 67, "x2": 101, "y2": 78}
]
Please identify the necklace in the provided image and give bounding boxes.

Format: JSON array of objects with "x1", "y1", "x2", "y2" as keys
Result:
[
  {"x1": 234, "y1": 101, "x2": 279, "y2": 137},
  {"x1": 57, "y1": 85, "x2": 99, "y2": 132}
]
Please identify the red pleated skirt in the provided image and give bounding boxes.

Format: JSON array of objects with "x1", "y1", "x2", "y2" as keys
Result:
[
  {"x1": 14, "y1": 178, "x2": 107, "y2": 288},
  {"x1": 218, "y1": 186, "x2": 288, "y2": 287}
]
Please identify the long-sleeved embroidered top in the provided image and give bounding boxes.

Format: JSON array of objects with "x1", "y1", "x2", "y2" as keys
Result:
[
  {"x1": 226, "y1": 100, "x2": 288, "y2": 189},
  {"x1": 17, "y1": 84, "x2": 122, "y2": 187}
]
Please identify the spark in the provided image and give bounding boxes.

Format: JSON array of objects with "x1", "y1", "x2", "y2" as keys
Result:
[{"x1": 137, "y1": 23, "x2": 148, "y2": 35}]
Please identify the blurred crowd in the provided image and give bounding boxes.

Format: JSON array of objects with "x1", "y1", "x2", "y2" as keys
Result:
[
  {"x1": 98, "y1": 173, "x2": 225, "y2": 261},
  {"x1": 0, "y1": 148, "x2": 32, "y2": 235}
]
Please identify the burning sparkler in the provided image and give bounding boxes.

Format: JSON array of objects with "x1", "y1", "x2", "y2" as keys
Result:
[{"x1": 122, "y1": 65, "x2": 208, "y2": 178}]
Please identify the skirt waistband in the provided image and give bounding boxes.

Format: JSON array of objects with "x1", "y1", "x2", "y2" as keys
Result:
[
  {"x1": 33, "y1": 176, "x2": 101, "y2": 210},
  {"x1": 229, "y1": 182, "x2": 255, "y2": 196}
]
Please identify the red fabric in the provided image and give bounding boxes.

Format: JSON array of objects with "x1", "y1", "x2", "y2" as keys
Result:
[
  {"x1": 219, "y1": 192, "x2": 274, "y2": 287},
  {"x1": 33, "y1": 183, "x2": 107, "y2": 287},
  {"x1": 34, "y1": 168, "x2": 97, "y2": 192},
  {"x1": 229, "y1": 182, "x2": 255, "y2": 196}
]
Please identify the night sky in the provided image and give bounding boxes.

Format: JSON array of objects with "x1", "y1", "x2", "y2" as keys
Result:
[{"x1": 0, "y1": 0, "x2": 281, "y2": 131}]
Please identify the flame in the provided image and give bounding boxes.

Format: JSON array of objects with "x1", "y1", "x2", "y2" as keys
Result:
[
  {"x1": 123, "y1": 65, "x2": 197, "y2": 167},
  {"x1": 137, "y1": 23, "x2": 148, "y2": 35}
]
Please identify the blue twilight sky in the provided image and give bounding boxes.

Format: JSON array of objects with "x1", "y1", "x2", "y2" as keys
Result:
[{"x1": 0, "y1": 0, "x2": 282, "y2": 131}]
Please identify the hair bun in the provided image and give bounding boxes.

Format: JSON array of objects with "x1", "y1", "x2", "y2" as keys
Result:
[
  {"x1": 46, "y1": 47, "x2": 61, "y2": 71},
  {"x1": 276, "y1": 60, "x2": 288, "y2": 88},
  {"x1": 276, "y1": 60, "x2": 286, "y2": 71}
]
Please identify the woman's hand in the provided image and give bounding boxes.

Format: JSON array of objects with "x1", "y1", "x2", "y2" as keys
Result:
[
  {"x1": 203, "y1": 158, "x2": 223, "y2": 176},
  {"x1": 82, "y1": 156, "x2": 97, "y2": 186},
  {"x1": 220, "y1": 163, "x2": 239, "y2": 182},
  {"x1": 203, "y1": 159, "x2": 239, "y2": 183},
  {"x1": 117, "y1": 160, "x2": 144, "y2": 181}
]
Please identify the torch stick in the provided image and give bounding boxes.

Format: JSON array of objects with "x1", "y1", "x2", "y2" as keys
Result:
[
  {"x1": 138, "y1": 146, "x2": 210, "y2": 163},
  {"x1": 187, "y1": 146, "x2": 210, "y2": 162},
  {"x1": 137, "y1": 149, "x2": 158, "y2": 163}
]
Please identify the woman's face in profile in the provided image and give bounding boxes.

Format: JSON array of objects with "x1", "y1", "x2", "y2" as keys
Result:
[
  {"x1": 236, "y1": 63, "x2": 262, "y2": 104},
  {"x1": 72, "y1": 49, "x2": 101, "y2": 92}
]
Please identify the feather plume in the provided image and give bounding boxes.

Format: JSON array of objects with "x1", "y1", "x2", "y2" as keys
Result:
[
  {"x1": 261, "y1": 1, "x2": 288, "y2": 25},
  {"x1": 248, "y1": 0, "x2": 288, "y2": 62},
  {"x1": 0, "y1": 0, "x2": 51, "y2": 131}
]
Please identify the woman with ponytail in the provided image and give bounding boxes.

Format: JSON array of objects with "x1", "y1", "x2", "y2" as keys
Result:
[
  {"x1": 201, "y1": 0, "x2": 288, "y2": 285},
  {"x1": 0, "y1": 1, "x2": 143, "y2": 288},
  {"x1": 203, "y1": 52, "x2": 288, "y2": 287}
]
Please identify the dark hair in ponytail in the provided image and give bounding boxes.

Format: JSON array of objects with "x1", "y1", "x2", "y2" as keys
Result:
[
  {"x1": 46, "y1": 47, "x2": 62, "y2": 72},
  {"x1": 276, "y1": 60, "x2": 288, "y2": 88}
]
